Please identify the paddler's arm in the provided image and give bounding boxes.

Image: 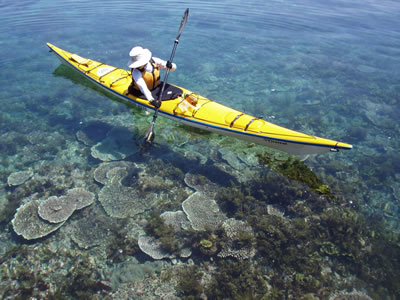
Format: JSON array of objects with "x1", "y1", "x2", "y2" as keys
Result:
[
  {"x1": 153, "y1": 57, "x2": 177, "y2": 71},
  {"x1": 132, "y1": 69, "x2": 155, "y2": 102}
]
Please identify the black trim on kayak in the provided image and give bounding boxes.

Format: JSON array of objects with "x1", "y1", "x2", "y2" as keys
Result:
[
  {"x1": 86, "y1": 63, "x2": 104, "y2": 74},
  {"x1": 230, "y1": 113, "x2": 244, "y2": 128},
  {"x1": 110, "y1": 73, "x2": 130, "y2": 87},
  {"x1": 244, "y1": 117, "x2": 258, "y2": 131},
  {"x1": 99, "y1": 68, "x2": 118, "y2": 82},
  {"x1": 48, "y1": 45, "x2": 353, "y2": 152},
  {"x1": 192, "y1": 100, "x2": 212, "y2": 118}
]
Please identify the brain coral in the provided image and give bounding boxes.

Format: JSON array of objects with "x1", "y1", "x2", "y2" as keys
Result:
[
  {"x1": 38, "y1": 196, "x2": 76, "y2": 223},
  {"x1": 12, "y1": 200, "x2": 65, "y2": 240},
  {"x1": 182, "y1": 192, "x2": 227, "y2": 231}
]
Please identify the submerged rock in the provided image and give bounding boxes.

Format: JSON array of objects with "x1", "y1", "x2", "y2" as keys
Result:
[
  {"x1": 76, "y1": 120, "x2": 113, "y2": 146},
  {"x1": 90, "y1": 127, "x2": 139, "y2": 161},
  {"x1": 219, "y1": 148, "x2": 245, "y2": 170},
  {"x1": 12, "y1": 200, "x2": 65, "y2": 240}
]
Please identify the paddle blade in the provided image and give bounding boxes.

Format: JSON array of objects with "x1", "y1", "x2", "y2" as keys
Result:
[
  {"x1": 176, "y1": 8, "x2": 189, "y2": 40},
  {"x1": 143, "y1": 123, "x2": 155, "y2": 145}
]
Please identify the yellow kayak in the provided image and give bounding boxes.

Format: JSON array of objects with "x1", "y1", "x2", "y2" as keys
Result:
[{"x1": 47, "y1": 43, "x2": 352, "y2": 155}]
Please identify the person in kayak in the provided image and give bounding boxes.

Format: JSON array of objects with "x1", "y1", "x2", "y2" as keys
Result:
[{"x1": 127, "y1": 46, "x2": 176, "y2": 108}]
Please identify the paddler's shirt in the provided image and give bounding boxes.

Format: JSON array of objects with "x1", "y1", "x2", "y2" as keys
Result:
[{"x1": 131, "y1": 57, "x2": 176, "y2": 101}]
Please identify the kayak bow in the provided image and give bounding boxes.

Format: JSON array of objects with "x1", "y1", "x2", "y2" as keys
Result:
[{"x1": 47, "y1": 43, "x2": 352, "y2": 155}]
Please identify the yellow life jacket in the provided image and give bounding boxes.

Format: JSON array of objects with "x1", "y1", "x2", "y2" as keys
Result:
[{"x1": 132, "y1": 60, "x2": 160, "y2": 91}]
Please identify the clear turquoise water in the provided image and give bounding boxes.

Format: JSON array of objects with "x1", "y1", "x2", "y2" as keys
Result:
[{"x1": 1, "y1": 0, "x2": 400, "y2": 298}]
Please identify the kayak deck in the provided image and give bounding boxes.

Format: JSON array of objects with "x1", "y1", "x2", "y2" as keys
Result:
[{"x1": 47, "y1": 43, "x2": 352, "y2": 155}]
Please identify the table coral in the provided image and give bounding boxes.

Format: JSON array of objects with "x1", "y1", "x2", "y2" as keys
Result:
[
  {"x1": 217, "y1": 218, "x2": 256, "y2": 260},
  {"x1": 66, "y1": 187, "x2": 95, "y2": 210},
  {"x1": 138, "y1": 235, "x2": 175, "y2": 260},
  {"x1": 38, "y1": 196, "x2": 76, "y2": 223},
  {"x1": 98, "y1": 168, "x2": 157, "y2": 218},
  {"x1": 7, "y1": 170, "x2": 33, "y2": 186},
  {"x1": 184, "y1": 172, "x2": 219, "y2": 198},
  {"x1": 182, "y1": 192, "x2": 227, "y2": 231},
  {"x1": 11, "y1": 200, "x2": 65, "y2": 240},
  {"x1": 93, "y1": 161, "x2": 133, "y2": 185}
]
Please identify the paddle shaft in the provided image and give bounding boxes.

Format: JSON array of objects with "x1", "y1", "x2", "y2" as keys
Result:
[
  {"x1": 150, "y1": 39, "x2": 178, "y2": 120},
  {"x1": 145, "y1": 9, "x2": 189, "y2": 143}
]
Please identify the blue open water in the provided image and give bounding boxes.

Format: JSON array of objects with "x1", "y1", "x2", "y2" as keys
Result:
[{"x1": 1, "y1": 0, "x2": 400, "y2": 298}]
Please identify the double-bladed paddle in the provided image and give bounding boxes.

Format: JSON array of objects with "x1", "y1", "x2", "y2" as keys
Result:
[{"x1": 143, "y1": 8, "x2": 189, "y2": 148}]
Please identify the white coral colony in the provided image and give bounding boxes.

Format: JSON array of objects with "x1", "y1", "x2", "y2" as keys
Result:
[
  {"x1": 38, "y1": 196, "x2": 76, "y2": 223},
  {"x1": 11, "y1": 200, "x2": 66, "y2": 240},
  {"x1": 11, "y1": 187, "x2": 95, "y2": 240}
]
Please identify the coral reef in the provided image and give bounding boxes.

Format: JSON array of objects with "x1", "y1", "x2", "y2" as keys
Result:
[
  {"x1": 184, "y1": 172, "x2": 219, "y2": 197},
  {"x1": 7, "y1": 170, "x2": 33, "y2": 186},
  {"x1": 93, "y1": 161, "x2": 133, "y2": 185},
  {"x1": 0, "y1": 244, "x2": 111, "y2": 299},
  {"x1": 218, "y1": 147, "x2": 246, "y2": 170},
  {"x1": 98, "y1": 167, "x2": 157, "y2": 218},
  {"x1": 329, "y1": 290, "x2": 373, "y2": 300},
  {"x1": 66, "y1": 187, "x2": 95, "y2": 210},
  {"x1": 11, "y1": 185, "x2": 95, "y2": 239},
  {"x1": 38, "y1": 196, "x2": 76, "y2": 223},
  {"x1": 182, "y1": 192, "x2": 227, "y2": 231},
  {"x1": 138, "y1": 235, "x2": 176, "y2": 260},
  {"x1": 217, "y1": 218, "x2": 256, "y2": 260},
  {"x1": 258, "y1": 154, "x2": 333, "y2": 198},
  {"x1": 11, "y1": 200, "x2": 65, "y2": 240},
  {"x1": 176, "y1": 266, "x2": 204, "y2": 299},
  {"x1": 160, "y1": 210, "x2": 192, "y2": 232},
  {"x1": 69, "y1": 210, "x2": 120, "y2": 249},
  {"x1": 138, "y1": 210, "x2": 192, "y2": 259},
  {"x1": 205, "y1": 260, "x2": 268, "y2": 299}
]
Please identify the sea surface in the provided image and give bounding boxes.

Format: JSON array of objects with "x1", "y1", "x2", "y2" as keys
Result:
[{"x1": 1, "y1": 0, "x2": 400, "y2": 299}]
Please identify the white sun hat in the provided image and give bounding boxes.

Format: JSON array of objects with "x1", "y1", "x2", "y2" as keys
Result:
[{"x1": 127, "y1": 46, "x2": 152, "y2": 68}]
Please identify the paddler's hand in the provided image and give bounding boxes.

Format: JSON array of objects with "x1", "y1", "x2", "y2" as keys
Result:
[
  {"x1": 166, "y1": 60, "x2": 173, "y2": 69},
  {"x1": 150, "y1": 99, "x2": 161, "y2": 108},
  {"x1": 166, "y1": 60, "x2": 176, "y2": 71}
]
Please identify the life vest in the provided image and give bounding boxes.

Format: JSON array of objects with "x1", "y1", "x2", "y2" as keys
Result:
[{"x1": 131, "y1": 59, "x2": 160, "y2": 91}]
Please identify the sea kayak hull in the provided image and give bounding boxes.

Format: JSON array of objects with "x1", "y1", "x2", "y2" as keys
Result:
[{"x1": 47, "y1": 43, "x2": 352, "y2": 155}]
